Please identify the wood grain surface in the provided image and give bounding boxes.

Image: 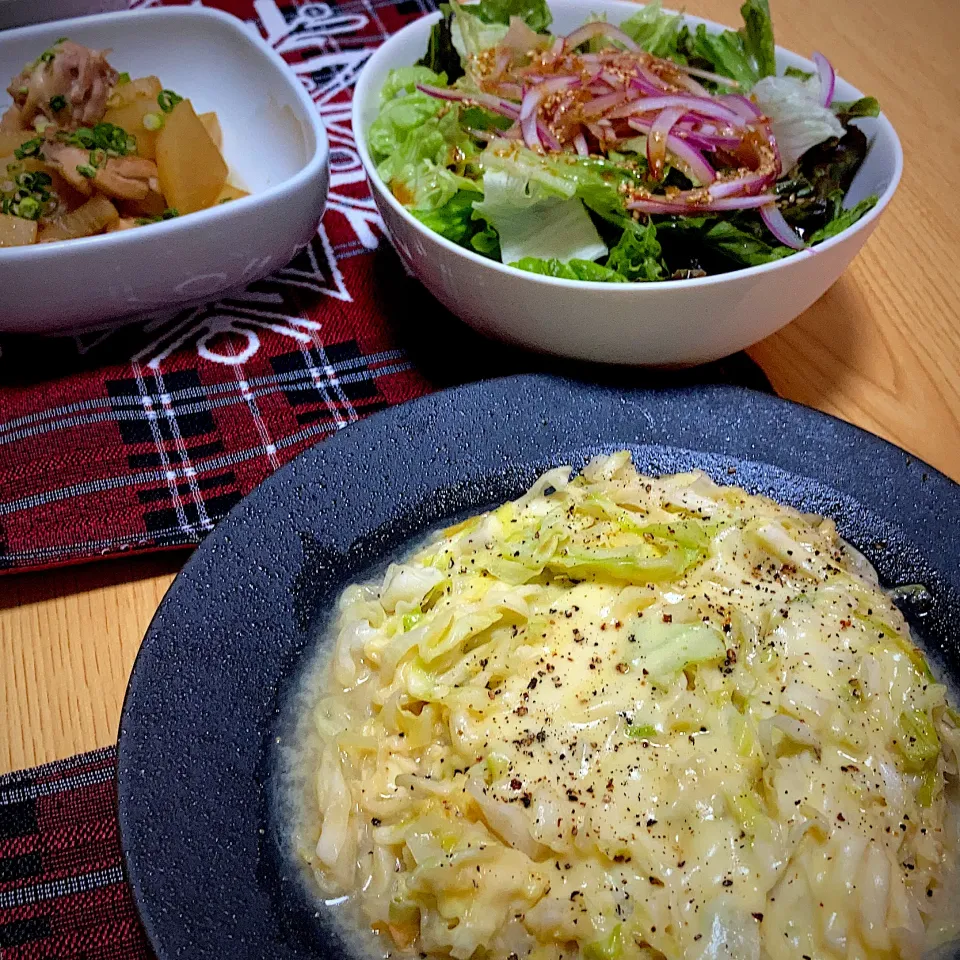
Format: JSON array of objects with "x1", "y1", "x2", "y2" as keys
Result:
[{"x1": 1, "y1": 0, "x2": 959, "y2": 775}]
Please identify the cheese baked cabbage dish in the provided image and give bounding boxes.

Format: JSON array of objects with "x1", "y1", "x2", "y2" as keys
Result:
[{"x1": 295, "y1": 453, "x2": 960, "y2": 960}]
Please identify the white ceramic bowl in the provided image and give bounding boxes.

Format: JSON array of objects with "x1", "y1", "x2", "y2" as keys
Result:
[
  {"x1": 0, "y1": 7, "x2": 329, "y2": 334},
  {"x1": 353, "y1": 0, "x2": 902, "y2": 366}
]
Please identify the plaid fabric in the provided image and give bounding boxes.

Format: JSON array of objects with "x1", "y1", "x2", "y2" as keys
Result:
[{"x1": 0, "y1": 747, "x2": 153, "y2": 960}]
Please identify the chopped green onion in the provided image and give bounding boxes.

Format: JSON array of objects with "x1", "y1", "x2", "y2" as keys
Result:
[
  {"x1": 157, "y1": 89, "x2": 183, "y2": 114},
  {"x1": 36, "y1": 37, "x2": 69, "y2": 66},
  {"x1": 76, "y1": 164, "x2": 97, "y2": 179},
  {"x1": 162, "y1": 207, "x2": 179, "y2": 219},
  {"x1": 89, "y1": 148, "x2": 107, "y2": 168},
  {"x1": 15, "y1": 196, "x2": 40, "y2": 219},
  {"x1": 14, "y1": 138, "x2": 43, "y2": 160},
  {"x1": 142, "y1": 112, "x2": 164, "y2": 132},
  {"x1": 49, "y1": 95, "x2": 67, "y2": 112},
  {"x1": 133, "y1": 208, "x2": 180, "y2": 226},
  {"x1": 33, "y1": 117, "x2": 50, "y2": 134},
  {"x1": 63, "y1": 123, "x2": 135, "y2": 157},
  {"x1": 116, "y1": 72, "x2": 131, "y2": 86}
]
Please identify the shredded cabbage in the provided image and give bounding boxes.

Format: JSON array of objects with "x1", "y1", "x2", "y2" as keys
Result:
[{"x1": 297, "y1": 453, "x2": 960, "y2": 960}]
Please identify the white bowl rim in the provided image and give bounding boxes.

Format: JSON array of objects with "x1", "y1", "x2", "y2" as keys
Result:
[
  {"x1": 353, "y1": 3, "x2": 904, "y2": 292},
  {"x1": 0, "y1": 5, "x2": 329, "y2": 260}
]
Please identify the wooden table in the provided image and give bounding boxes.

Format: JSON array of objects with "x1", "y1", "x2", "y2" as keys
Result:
[{"x1": 2, "y1": 0, "x2": 959, "y2": 776}]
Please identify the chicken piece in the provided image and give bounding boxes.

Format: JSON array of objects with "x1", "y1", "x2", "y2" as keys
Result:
[
  {"x1": 0, "y1": 104, "x2": 23, "y2": 132},
  {"x1": 92, "y1": 156, "x2": 157, "y2": 201},
  {"x1": 8, "y1": 40, "x2": 118, "y2": 130},
  {"x1": 40, "y1": 141, "x2": 93, "y2": 195},
  {"x1": 41, "y1": 140, "x2": 156, "y2": 201}
]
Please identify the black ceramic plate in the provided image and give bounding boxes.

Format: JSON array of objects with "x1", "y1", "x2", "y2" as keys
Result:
[{"x1": 117, "y1": 375, "x2": 960, "y2": 960}]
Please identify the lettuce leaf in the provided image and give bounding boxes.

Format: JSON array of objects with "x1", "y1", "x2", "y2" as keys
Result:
[
  {"x1": 370, "y1": 69, "x2": 480, "y2": 210},
  {"x1": 751, "y1": 73, "x2": 845, "y2": 169},
  {"x1": 606, "y1": 223, "x2": 667, "y2": 281},
  {"x1": 679, "y1": 0, "x2": 775, "y2": 88},
  {"x1": 473, "y1": 168, "x2": 607, "y2": 265},
  {"x1": 470, "y1": 0, "x2": 552, "y2": 33},
  {"x1": 418, "y1": 10, "x2": 464, "y2": 81},
  {"x1": 740, "y1": 0, "x2": 776, "y2": 79},
  {"x1": 807, "y1": 196, "x2": 877, "y2": 243},
  {"x1": 512, "y1": 257, "x2": 627, "y2": 282},
  {"x1": 833, "y1": 96, "x2": 881, "y2": 121},
  {"x1": 413, "y1": 190, "x2": 501, "y2": 258},
  {"x1": 379, "y1": 66, "x2": 447, "y2": 104},
  {"x1": 619, "y1": 1, "x2": 685, "y2": 58},
  {"x1": 450, "y1": 0, "x2": 510, "y2": 60}
]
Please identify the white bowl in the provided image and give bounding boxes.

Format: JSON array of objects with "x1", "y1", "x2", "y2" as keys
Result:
[
  {"x1": 0, "y1": 7, "x2": 329, "y2": 334},
  {"x1": 353, "y1": 0, "x2": 902, "y2": 366}
]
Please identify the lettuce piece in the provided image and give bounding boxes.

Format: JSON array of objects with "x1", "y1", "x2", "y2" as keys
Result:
[
  {"x1": 511, "y1": 257, "x2": 626, "y2": 282},
  {"x1": 418, "y1": 11, "x2": 464, "y2": 81},
  {"x1": 471, "y1": 0, "x2": 552, "y2": 33},
  {"x1": 482, "y1": 144, "x2": 640, "y2": 238},
  {"x1": 380, "y1": 66, "x2": 447, "y2": 104},
  {"x1": 619, "y1": 1, "x2": 685, "y2": 58},
  {"x1": 740, "y1": 0, "x2": 776, "y2": 79},
  {"x1": 606, "y1": 223, "x2": 667, "y2": 282},
  {"x1": 413, "y1": 190, "x2": 500, "y2": 258},
  {"x1": 751, "y1": 74, "x2": 845, "y2": 169},
  {"x1": 450, "y1": 0, "x2": 510, "y2": 60},
  {"x1": 807, "y1": 196, "x2": 877, "y2": 243},
  {"x1": 833, "y1": 96, "x2": 881, "y2": 120},
  {"x1": 685, "y1": 24, "x2": 759, "y2": 89},
  {"x1": 702, "y1": 219, "x2": 793, "y2": 266},
  {"x1": 473, "y1": 168, "x2": 607, "y2": 266},
  {"x1": 370, "y1": 77, "x2": 480, "y2": 210},
  {"x1": 628, "y1": 621, "x2": 726, "y2": 678},
  {"x1": 681, "y1": 0, "x2": 775, "y2": 87}
]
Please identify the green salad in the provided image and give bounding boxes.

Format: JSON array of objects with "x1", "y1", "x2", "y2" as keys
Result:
[{"x1": 369, "y1": 0, "x2": 881, "y2": 282}]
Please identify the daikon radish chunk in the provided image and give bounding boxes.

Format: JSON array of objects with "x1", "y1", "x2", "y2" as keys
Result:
[
  {"x1": 216, "y1": 183, "x2": 249, "y2": 204},
  {"x1": 102, "y1": 100, "x2": 163, "y2": 159},
  {"x1": 38, "y1": 194, "x2": 118, "y2": 242},
  {"x1": 155, "y1": 99, "x2": 227, "y2": 214},
  {"x1": 107, "y1": 75, "x2": 162, "y2": 109},
  {"x1": 0, "y1": 214, "x2": 38, "y2": 246},
  {"x1": 199, "y1": 112, "x2": 222, "y2": 150}
]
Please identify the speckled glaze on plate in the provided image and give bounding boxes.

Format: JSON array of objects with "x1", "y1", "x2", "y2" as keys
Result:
[{"x1": 117, "y1": 375, "x2": 960, "y2": 960}]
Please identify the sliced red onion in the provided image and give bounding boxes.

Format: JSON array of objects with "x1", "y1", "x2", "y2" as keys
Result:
[
  {"x1": 628, "y1": 119, "x2": 716, "y2": 185},
  {"x1": 812, "y1": 51, "x2": 835, "y2": 108},
  {"x1": 618, "y1": 94, "x2": 745, "y2": 126},
  {"x1": 676, "y1": 64, "x2": 741, "y2": 88},
  {"x1": 675, "y1": 129, "x2": 741, "y2": 150},
  {"x1": 573, "y1": 131, "x2": 589, "y2": 156},
  {"x1": 538, "y1": 121, "x2": 562, "y2": 151},
  {"x1": 630, "y1": 67, "x2": 672, "y2": 96},
  {"x1": 627, "y1": 192, "x2": 777, "y2": 214},
  {"x1": 718, "y1": 93, "x2": 763, "y2": 120},
  {"x1": 761, "y1": 202, "x2": 807, "y2": 250},
  {"x1": 416, "y1": 84, "x2": 520, "y2": 119},
  {"x1": 564, "y1": 20, "x2": 639, "y2": 53},
  {"x1": 549, "y1": 36, "x2": 564, "y2": 58},
  {"x1": 519, "y1": 87, "x2": 543, "y2": 149},
  {"x1": 646, "y1": 106, "x2": 684, "y2": 180},
  {"x1": 708, "y1": 168, "x2": 775, "y2": 198},
  {"x1": 581, "y1": 89, "x2": 631, "y2": 118},
  {"x1": 670, "y1": 71, "x2": 710, "y2": 97}
]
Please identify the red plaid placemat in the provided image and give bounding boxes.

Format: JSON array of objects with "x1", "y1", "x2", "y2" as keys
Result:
[{"x1": 0, "y1": 747, "x2": 152, "y2": 960}]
